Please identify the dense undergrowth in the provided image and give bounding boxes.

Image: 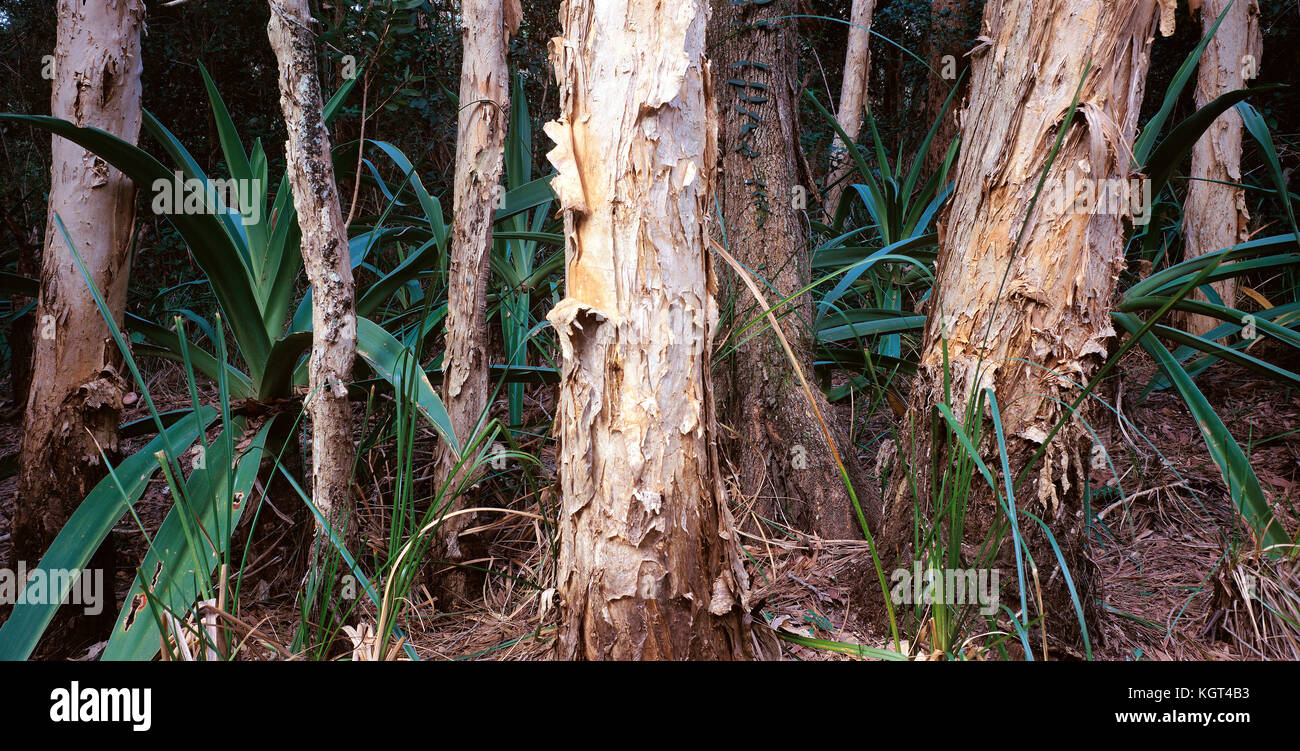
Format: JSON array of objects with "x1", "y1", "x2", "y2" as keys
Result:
[{"x1": 0, "y1": 1, "x2": 1297, "y2": 660}]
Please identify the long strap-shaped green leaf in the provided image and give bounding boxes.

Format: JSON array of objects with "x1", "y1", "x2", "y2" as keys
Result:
[
  {"x1": 1114, "y1": 312, "x2": 1289, "y2": 552},
  {"x1": 1131, "y1": 0, "x2": 1233, "y2": 165},
  {"x1": 0, "y1": 113, "x2": 273, "y2": 383},
  {"x1": 0, "y1": 409, "x2": 215, "y2": 661},
  {"x1": 356, "y1": 317, "x2": 458, "y2": 452},
  {"x1": 198, "y1": 63, "x2": 269, "y2": 274},
  {"x1": 127, "y1": 313, "x2": 255, "y2": 399},
  {"x1": 101, "y1": 421, "x2": 271, "y2": 661},
  {"x1": 1127, "y1": 233, "x2": 1297, "y2": 297},
  {"x1": 1142, "y1": 86, "x2": 1277, "y2": 196},
  {"x1": 816, "y1": 314, "x2": 925, "y2": 345}
]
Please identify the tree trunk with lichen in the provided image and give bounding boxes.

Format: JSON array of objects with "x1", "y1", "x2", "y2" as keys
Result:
[
  {"x1": 544, "y1": 0, "x2": 771, "y2": 660},
  {"x1": 825, "y1": 0, "x2": 875, "y2": 216},
  {"x1": 712, "y1": 0, "x2": 870, "y2": 540},
  {"x1": 430, "y1": 0, "x2": 520, "y2": 596},
  {"x1": 268, "y1": 0, "x2": 357, "y2": 577},
  {"x1": 884, "y1": 0, "x2": 1173, "y2": 652},
  {"x1": 1179, "y1": 0, "x2": 1261, "y2": 335},
  {"x1": 12, "y1": 0, "x2": 145, "y2": 651}
]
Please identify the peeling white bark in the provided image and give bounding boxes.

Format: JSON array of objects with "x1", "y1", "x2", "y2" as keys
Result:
[
  {"x1": 15, "y1": 0, "x2": 145, "y2": 570},
  {"x1": 918, "y1": 0, "x2": 1167, "y2": 456},
  {"x1": 545, "y1": 0, "x2": 766, "y2": 660},
  {"x1": 889, "y1": 0, "x2": 1170, "y2": 643}
]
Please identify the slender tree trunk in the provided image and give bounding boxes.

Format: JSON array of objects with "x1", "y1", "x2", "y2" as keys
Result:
[
  {"x1": 544, "y1": 0, "x2": 771, "y2": 660},
  {"x1": 430, "y1": 0, "x2": 520, "y2": 592},
  {"x1": 1179, "y1": 0, "x2": 1261, "y2": 335},
  {"x1": 885, "y1": 0, "x2": 1172, "y2": 650},
  {"x1": 12, "y1": 0, "x2": 145, "y2": 649},
  {"x1": 712, "y1": 0, "x2": 870, "y2": 540},
  {"x1": 825, "y1": 0, "x2": 875, "y2": 216},
  {"x1": 920, "y1": 0, "x2": 984, "y2": 178},
  {"x1": 268, "y1": 0, "x2": 357, "y2": 575}
]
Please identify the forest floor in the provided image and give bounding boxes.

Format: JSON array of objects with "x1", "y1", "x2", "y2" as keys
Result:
[{"x1": 1, "y1": 343, "x2": 1297, "y2": 660}]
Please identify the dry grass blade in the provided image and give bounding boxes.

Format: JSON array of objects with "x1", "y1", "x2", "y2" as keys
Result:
[
  {"x1": 709, "y1": 239, "x2": 852, "y2": 500},
  {"x1": 711, "y1": 237, "x2": 902, "y2": 648}
]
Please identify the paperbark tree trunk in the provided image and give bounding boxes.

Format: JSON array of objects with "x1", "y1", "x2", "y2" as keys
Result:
[
  {"x1": 544, "y1": 0, "x2": 770, "y2": 660},
  {"x1": 1179, "y1": 0, "x2": 1261, "y2": 335},
  {"x1": 13, "y1": 0, "x2": 145, "y2": 648},
  {"x1": 712, "y1": 0, "x2": 870, "y2": 540},
  {"x1": 430, "y1": 0, "x2": 520, "y2": 593},
  {"x1": 268, "y1": 0, "x2": 357, "y2": 574},
  {"x1": 825, "y1": 0, "x2": 875, "y2": 216},
  {"x1": 885, "y1": 0, "x2": 1173, "y2": 650}
]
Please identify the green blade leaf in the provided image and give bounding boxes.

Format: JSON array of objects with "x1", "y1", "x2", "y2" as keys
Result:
[
  {"x1": 198, "y1": 62, "x2": 269, "y2": 262},
  {"x1": 126, "y1": 314, "x2": 255, "y2": 399},
  {"x1": 0, "y1": 409, "x2": 214, "y2": 661},
  {"x1": 494, "y1": 175, "x2": 555, "y2": 224},
  {"x1": 102, "y1": 421, "x2": 271, "y2": 661},
  {"x1": 1114, "y1": 312, "x2": 1288, "y2": 551},
  {"x1": 0, "y1": 113, "x2": 273, "y2": 382},
  {"x1": 356, "y1": 317, "x2": 458, "y2": 451},
  {"x1": 1143, "y1": 86, "x2": 1275, "y2": 194},
  {"x1": 1132, "y1": 2, "x2": 1233, "y2": 165},
  {"x1": 1238, "y1": 101, "x2": 1299, "y2": 240}
]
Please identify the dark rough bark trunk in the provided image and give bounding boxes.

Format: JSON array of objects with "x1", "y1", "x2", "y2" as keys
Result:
[
  {"x1": 885, "y1": 0, "x2": 1171, "y2": 653},
  {"x1": 544, "y1": 0, "x2": 774, "y2": 660},
  {"x1": 12, "y1": 0, "x2": 146, "y2": 653},
  {"x1": 268, "y1": 0, "x2": 357, "y2": 581},
  {"x1": 711, "y1": 0, "x2": 873, "y2": 540}
]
